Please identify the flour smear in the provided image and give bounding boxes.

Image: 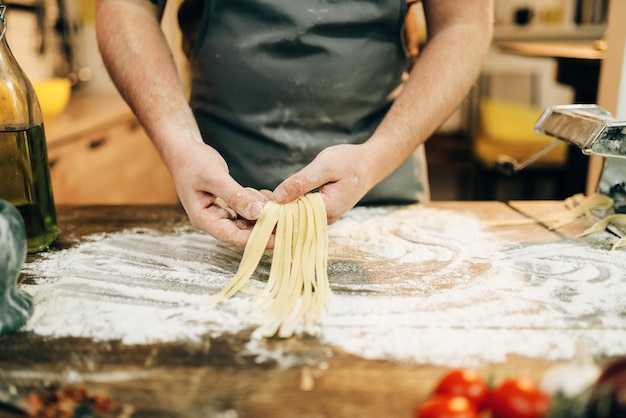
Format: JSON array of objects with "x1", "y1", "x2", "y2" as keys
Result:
[{"x1": 20, "y1": 205, "x2": 626, "y2": 367}]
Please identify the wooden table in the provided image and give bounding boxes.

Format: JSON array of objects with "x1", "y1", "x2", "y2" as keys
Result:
[{"x1": 1, "y1": 202, "x2": 624, "y2": 417}]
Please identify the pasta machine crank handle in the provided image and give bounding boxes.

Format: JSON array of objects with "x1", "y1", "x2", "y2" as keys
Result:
[{"x1": 493, "y1": 139, "x2": 563, "y2": 176}]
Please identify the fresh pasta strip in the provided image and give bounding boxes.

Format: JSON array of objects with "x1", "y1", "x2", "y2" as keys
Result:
[
  {"x1": 483, "y1": 193, "x2": 614, "y2": 230},
  {"x1": 614, "y1": 237, "x2": 626, "y2": 250},
  {"x1": 205, "y1": 202, "x2": 281, "y2": 304},
  {"x1": 578, "y1": 214, "x2": 626, "y2": 250},
  {"x1": 207, "y1": 193, "x2": 330, "y2": 338}
]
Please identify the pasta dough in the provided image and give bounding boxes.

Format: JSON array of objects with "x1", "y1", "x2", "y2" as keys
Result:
[
  {"x1": 578, "y1": 214, "x2": 626, "y2": 250},
  {"x1": 483, "y1": 193, "x2": 614, "y2": 230},
  {"x1": 486, "y1": 193, "x2": 626, "y2": 250},
  {"x1": 207, "y1": 193, "x2": 330, "y2": 338}
]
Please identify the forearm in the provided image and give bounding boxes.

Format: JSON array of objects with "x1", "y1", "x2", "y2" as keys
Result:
[
  {"x1": 96, "y1": 0, "x2": 270, "y2": 245},
  {"x1": 364, "y1": 0, "x2": 493, "y2": 186},
  {"x1": 95, "y1": 0, "x2": 203, "y2": 166}
]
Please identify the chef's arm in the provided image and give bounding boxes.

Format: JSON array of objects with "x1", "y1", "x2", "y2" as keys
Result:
[
  {"x1": 368, "y1": 0, "x2": 494, "y2": 179},
  {"x1": 368, "y1": 0, "x2": 493, "y2": 173},
  {"x1": 95, "y1": 0, "x2": 267, "y2": 247},
  {"x1": 274, "y1": 0, "x2": 493, "y2": 222}
]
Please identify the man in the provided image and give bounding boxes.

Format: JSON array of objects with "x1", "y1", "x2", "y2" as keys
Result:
[{"x1": 95, "y1": 0, "x2": 493, "y2": 247}]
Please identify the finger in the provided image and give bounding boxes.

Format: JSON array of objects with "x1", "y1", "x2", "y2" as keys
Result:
[
  {"x1": 197, "y1": 205, "x2": 253, "y2": 248},
  {"x1": 225, "y1": 187, "x2": 268, "y2": 220},
  {"x1": 191, "y1": 192, "x2": 277, "y2": 248},
  {"x1": 203, "y1": 210, "x2": 277, "y2": 249},
  {"x1": 274, "y1": 164, "x2": 333, "y2": 204},
  {"x1": 232, "y1": 218, "x2": 277, "y2": 249},
  {"x1": 259, "y1": 189, "x2": 274, "y2": 200},
  {"x1": 215, "y1": 197, "x2": 237, "y2": 219}
]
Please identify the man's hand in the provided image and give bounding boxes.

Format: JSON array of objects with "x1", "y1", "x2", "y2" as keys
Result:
[
  {"x1": 273, "y1": 143, "x2": 375, "y2": 225},
  {"x1": 167, "y1": 139, "x2": 271, "y2": 248}
]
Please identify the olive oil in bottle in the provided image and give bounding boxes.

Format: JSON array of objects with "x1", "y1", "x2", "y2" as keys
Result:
[
  {"x1": 0, "y1": 125, "x2": 57, "y2": 251},
  {"x1": 0, "y1": 5, "x2": 58, "y2": 252}
]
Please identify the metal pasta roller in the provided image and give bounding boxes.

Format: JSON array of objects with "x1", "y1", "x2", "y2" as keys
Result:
[
  {"x1": 534, "y1": 105, "x2": 626, "y2": 161},
  {"x1": 533, "y1": 104, "x2": 626, "y2": 215},
  {"x1": 494, "y1": 104, "x2": 626, "y2": 239}
]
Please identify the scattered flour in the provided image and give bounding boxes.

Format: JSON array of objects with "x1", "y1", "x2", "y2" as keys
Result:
[{"x1": 19, "y1": 205, "x2": 626, "y2": 367}]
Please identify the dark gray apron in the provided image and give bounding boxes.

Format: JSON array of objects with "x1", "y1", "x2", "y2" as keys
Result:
[{"x1": 178, "y1": 0, "x2": 428, "y2": 204}]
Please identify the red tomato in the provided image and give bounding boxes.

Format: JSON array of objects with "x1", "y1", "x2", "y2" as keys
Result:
[
  {"x1": 490, "y1": 377, "x2": 551, "y2": 418},
  {"x1": 416, "y1": 395, "x2": 478, "y2": 418},
  {"x1": 433, "y1": 369, "x2": 491, "y2": 411}
]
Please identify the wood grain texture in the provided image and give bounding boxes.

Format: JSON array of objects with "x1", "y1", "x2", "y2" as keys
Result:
[{"x1": 1, "y1": 202, "x2": 621, "y2": 418}]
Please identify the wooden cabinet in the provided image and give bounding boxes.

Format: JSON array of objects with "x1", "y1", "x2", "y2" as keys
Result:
[{"x1": 45, "y1": 90, "x2": 178, "y2": 205}]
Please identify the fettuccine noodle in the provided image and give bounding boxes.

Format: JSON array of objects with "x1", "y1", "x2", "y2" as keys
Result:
[
  {"x1": 485, "y1": 193, "x2": 626, "y2": 250},
  {"x1": 578, "y1": 214, "x2": 626, "y2": 250},
  {"x1": 483, "y1": 193, "x2": 614, "y2": 230},
  {"x1": 207, "y1": 193, "x2": 330, "y2": 338}
]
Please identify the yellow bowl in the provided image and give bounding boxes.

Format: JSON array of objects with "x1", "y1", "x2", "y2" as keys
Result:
[{"x1": 33, "y1": 78, "x2": 72, "y2": 121}]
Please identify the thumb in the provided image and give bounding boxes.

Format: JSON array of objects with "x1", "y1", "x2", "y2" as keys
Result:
[{"x1": 273, "y1": 172, "x2": 321, "y2": 204}]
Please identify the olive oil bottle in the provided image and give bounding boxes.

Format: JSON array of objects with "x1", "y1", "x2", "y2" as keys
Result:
[{"x1": 0, "y1": 5, "x2": 58, "y2": 252}]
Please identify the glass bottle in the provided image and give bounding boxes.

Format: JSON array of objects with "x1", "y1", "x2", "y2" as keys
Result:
[{"x1": 0, "y1": 4, "x2": 58, "y2": 252}]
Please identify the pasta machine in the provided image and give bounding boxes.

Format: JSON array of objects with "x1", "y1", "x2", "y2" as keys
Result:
[{"x1": 495, "y1": 104, "x2": 626, "y2": 236}]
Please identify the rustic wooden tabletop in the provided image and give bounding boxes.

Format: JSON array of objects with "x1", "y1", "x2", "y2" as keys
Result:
[{"x1": 1, "y1": 201, "x2": 624, "y2": 417}]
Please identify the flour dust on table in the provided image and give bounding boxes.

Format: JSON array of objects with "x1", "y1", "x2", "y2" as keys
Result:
[{"x1": 20, "y1": 205, "x2": 626, "y2": 367}]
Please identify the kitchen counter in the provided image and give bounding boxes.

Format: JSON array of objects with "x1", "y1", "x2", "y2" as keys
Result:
[
  {"x1": 42, "y1": 89, "x2": 178, "y2": 205},
  {"x1": 1, "y1": 201, "x2": 625, "y2": 417}
]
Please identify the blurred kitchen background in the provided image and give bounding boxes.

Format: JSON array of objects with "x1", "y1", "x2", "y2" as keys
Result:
[
  {"x1": 3, "y1": 0, "x2": 622, "y2": 204},
  {"x1": 428, "y1": 0, "x2": 612, "y2": 202}
]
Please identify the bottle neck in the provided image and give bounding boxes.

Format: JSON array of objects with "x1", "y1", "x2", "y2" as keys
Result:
[
  {"x1": 0, "y1": 39, "x2": 43, "y2": 128},
  {"x1": 0, "y1": 35, "x2": 11, "y2": 61},
  {"x1": 0, "y1": 5, "x2": 10, "y2": 66},
  {"x1": 0, "y1": 5, "x2": 6, "y2": 44}
]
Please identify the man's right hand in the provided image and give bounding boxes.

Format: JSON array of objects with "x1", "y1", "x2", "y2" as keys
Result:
[{"x1": 167, "y1": 139, "x2": 270, "y2": 248}]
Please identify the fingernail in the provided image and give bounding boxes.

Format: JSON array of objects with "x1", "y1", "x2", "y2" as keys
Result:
[
  {"x1": 274, "y1": 187, "x2": 288, "y2": 203},
  {"x1": 245, "y1": 201, "x2": 264, "y2": 219}
]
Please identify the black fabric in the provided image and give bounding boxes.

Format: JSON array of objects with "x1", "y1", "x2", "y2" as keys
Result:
[{"x1": 178, "y1": 0, "x2": 426, "y2": 203}]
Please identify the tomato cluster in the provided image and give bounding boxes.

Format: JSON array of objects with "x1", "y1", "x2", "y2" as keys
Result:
[{"x1": 416, "y1": 369, "x2": 551, "y2": 418}]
